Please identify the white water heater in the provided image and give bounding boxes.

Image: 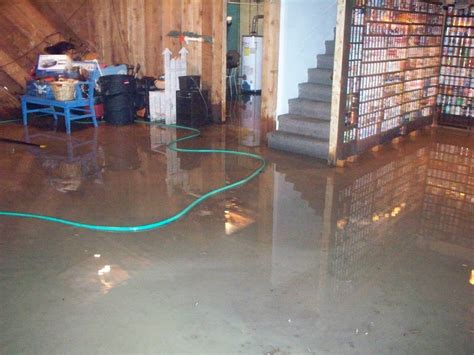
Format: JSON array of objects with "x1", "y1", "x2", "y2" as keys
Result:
[{"x1": 241, "y1": 35, "x2": 263, "y2": 93}]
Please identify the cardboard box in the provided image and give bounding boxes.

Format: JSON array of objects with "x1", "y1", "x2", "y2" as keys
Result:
[{"x1": 37, "y1": 55, "x2": 72, "y2": 72}]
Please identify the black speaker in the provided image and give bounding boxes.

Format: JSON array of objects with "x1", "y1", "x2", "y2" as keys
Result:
[
  {"x1": 178, "y1": 76, "x2": 200, "y2": 91},
  {"x1": 176, "y1": 90, "x2": 209, "y2": 128}
]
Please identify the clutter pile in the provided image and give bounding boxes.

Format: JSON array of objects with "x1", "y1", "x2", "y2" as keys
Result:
[{"x1": 26, "y1": 41, "x2": 165, "y2": 123}]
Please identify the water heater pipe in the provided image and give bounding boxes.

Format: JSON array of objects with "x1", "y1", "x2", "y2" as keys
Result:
[{"x1": 251, "y1": 15, "x2": 264, "y2": 35}]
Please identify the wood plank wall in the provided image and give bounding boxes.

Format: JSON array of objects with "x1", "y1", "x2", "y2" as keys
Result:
[
  {"x1": 0, "y1": 0, "x2": 226, "y2": 120},
  {"x1": 260, "y1": 0, "x2": 280, "y2": 133}
]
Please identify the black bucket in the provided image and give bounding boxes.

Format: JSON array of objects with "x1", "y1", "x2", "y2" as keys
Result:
[{"x1": 99, "y1": 75, "x2": 137, "y2": 125}]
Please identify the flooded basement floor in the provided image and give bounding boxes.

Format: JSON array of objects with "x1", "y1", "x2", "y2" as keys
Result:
[{"x1": 0, "y1": 113, "x2": 473, "y2": 354}]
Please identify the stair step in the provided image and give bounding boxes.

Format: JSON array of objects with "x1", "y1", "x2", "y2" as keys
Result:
[
  {"x1": 299, "y1": 82, "x2": 332, "y2": 102},
  {"x1": 317, "y1": 54, "x2": 334, "y2": 70},
  {"x1": 308, "y1": 68, "x2": 333, "y2": 85},
  {"x1": 288, "y1": 98, "x2": 331, "y2": 118},
  {"x1": 325, "y1": 40, "x2": 335, "y2": 55},
  {"x1": 278, "y1": 114, "x2": 330, "y2": 140},
  {"x1": 267, "y1": 131, "x2": 329, "y2": 160}
]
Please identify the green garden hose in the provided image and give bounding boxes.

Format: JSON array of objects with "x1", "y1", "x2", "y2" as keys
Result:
[{"x1": 0, "y1": 120, "x2": 266, "y2": 232}]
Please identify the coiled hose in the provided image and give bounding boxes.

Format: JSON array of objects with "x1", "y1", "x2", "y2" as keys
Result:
[{"x1": 0, "y1": 120, "x2": 266, "y2": 232}]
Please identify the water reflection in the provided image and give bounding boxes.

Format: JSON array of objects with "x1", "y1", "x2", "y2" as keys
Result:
[
  {"x1": 103, "y1": 126, "x2": 140, "y2": 171},
  {"x1": 418, "y1": 142, "x2": 474, "y2": 262},
  {"x1": 149, "y1": 125, "x2": 223, "y2": 198},
  {"x1": 239, "y1": 95, "x2": 261, "y2": 147},
  {"x1": 24, "y1": 127, "x2": 104, "y2": 193},
  {"x1": 3, "y1": 122, "x2": 473, "y2": 305},
  {"x1": 1, "y1": 120, "x2": 472, "y2": 352},
  {"x1": 267, "y1": 134, "x2": 473, "y2": 303}
]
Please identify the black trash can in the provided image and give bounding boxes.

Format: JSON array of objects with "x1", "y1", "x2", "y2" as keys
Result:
[{"x1": 99, "y1": 75, "x2": 137, "y2": 125}]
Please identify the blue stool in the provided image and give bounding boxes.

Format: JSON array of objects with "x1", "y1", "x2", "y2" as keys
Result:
[{"x1": 22, "y1": 81, "x2": 97, "y2": 134}]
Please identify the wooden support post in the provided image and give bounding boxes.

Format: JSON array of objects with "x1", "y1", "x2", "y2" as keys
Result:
[
  {"x1": 201, "y1": 0, "x2": 213, "y2": 91},
  {"x1": 261, "y1": 0, "x2": 281, "y2": 123},
  {"x1": 210, "y1": 0, "x2": 226, "y2": 122},
  {"x1": 328, "y1": 0, "x2": 352, "y2": 166}
]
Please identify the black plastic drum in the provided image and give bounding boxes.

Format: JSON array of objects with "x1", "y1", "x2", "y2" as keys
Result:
[{"x1": 99, "y1": 75, "x2": 137, "y2": 125}]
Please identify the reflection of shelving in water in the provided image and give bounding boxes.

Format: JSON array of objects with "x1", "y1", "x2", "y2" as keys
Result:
[
  {"x1": 344, "y1": 0, "x2": 443, "y2": 156},
  {"x1": 329, "y1": 146, "x2": 428, "y2": 297},
  {"x1": 419, "y1": 142, "x2": 474, "y2": 253},
  {"x1": 326, "y1": 137, "x2": 474, "y2": 299}
]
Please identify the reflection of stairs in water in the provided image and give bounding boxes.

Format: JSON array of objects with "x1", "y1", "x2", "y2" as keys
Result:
[
  {"x1": 268, "y1": 37, "x2": 334, "y2": 161},
  {"x1": 276, "y1": 166, "x2": 327, "y2": 217}
]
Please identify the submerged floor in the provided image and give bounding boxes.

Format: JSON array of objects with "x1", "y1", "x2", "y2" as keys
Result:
[{"x1": 0, "y1": 111, "x2": 473, "y2": 353}]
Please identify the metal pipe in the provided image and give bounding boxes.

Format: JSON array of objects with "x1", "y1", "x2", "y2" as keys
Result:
[{"x1": 251, "y1": 15, "x2": 264, "y2": 35}]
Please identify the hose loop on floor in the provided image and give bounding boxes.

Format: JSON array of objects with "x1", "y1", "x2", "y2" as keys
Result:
[{"x1": 0, "y1": 120, "x2": 266, "y2": 233}]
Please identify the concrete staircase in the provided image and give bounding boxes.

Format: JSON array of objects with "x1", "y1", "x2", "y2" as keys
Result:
[{"x1": 268, "y1": 39, "x2": 334, "y2": 161}]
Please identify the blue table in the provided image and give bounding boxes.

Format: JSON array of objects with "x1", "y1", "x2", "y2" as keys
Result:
[{"x1": 22, "y1": 81, "x2": 98, "y2": 134}]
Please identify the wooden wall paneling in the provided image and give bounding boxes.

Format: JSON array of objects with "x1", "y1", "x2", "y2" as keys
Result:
[
  {"x1": 126, "y1": 0, "x2": 146, "y2": 69},
  {"x1": 181, "y1": 0, "x2": 203, "y2": 76},
  {"x1": 0, "y1": 71, "x2": 24, "y2": 97},
  {"x1": 0, "y1": 0, "x2": 227, "y2": 117},
  {"x1": 0, "y1": 0, "x2": 66, "y2": 85},
  {"x1": 144, "y1": 0, "x2": 163, "y2": 77},
  {"x1": 61, "y1": 0, "x2": 98, "y2": 53},
  {"x1": 162, "y1": 0, "x2": 182, "y2": 55},
  {"x1": 260, "y1": 0, "x2": 281, "y2": 124},
  {"x1": 50, "y1": 0, "x2": 97, "y2": 53},
  {"x1": 0, "y1": 71, "x2": 24, "y2": 118},
  {"x1": 211, "y1": 0, "x2": 226, "y2": 122},
  {"x1": 201, "y1": 0, "x2": 213, "y2": 92},
  {"x1": 0, "y1": 89, "x2": 21, "y2": 118},
  {"x1": 90, "y1": 0, "x2": 112, "y2": 63},
  {"x1": 0, "y1": 50, "x2": 31, "y2": 87},
  {"x1": 1, "y1": 1, "x2": 54, "y2": 42},
  {"x1": 115, "y1": 0, "x2": 132, "y2": 65},
  {"x1": 194, "y1": 0, "x2": 203, "y2": 77},
  {"x1": 101, "y1": 0, "x2": 121, "y2": 64},
  {"x1": 29, "y1": 0, "x2": 86, "y2": 47},
  {"x1": 0, "y1": 17, "x2": 37, "y2": 80}
]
